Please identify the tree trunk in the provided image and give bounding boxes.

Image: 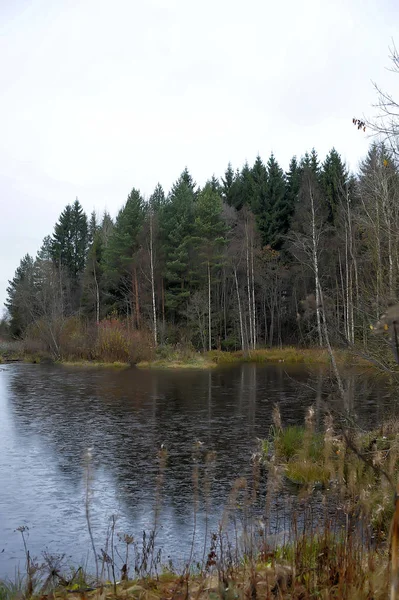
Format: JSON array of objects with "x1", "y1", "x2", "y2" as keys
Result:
[
  {"x1": 92, "y1": 255, "x2": 100, "y2": 325},
  {"x1": 250, "y1": 237, "x2": 256, "y2": 349},
  {"x1": 245, "y1": 224, "x2": 253, "y2": 350},
  {"x1": 149, "y1": 211, "x2": 158, "y2": 346},
  {"x1": 134, "y1": 267, "x2": 140, "y2": 329},
  {"x1": 310, "y1": 187, "x2": 323, "y2": 347},
  {"x1": 234, "y1": 267, "x2": 245, "y2": 352},
  {"x1": 208, "y1": 261, "x2": 212, "y2": 352},
  {"x1": 161, "y1": 278, "x2": 165, "y2": 334}
]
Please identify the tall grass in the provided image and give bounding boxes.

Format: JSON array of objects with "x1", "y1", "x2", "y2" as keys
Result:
[{"x1": 1, "y1": 410, "x2": 398, "y2": 599}]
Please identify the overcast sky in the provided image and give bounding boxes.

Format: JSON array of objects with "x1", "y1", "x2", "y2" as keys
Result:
[{"x1": 0, "y1": 0, "x2": 398, "y2": 311}]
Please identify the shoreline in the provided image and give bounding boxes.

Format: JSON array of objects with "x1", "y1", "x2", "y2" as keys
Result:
[
  {"x1": 136, "y1": 347, "x2": 379, "y2": 371},
  {"x1": 0, "y1": 346, "x2": 389, "y2": 371}
]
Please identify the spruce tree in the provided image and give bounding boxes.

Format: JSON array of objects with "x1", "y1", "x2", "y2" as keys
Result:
[
  {"x1": 88, "y1": 211, "x2": 99, "y2": 246},
  {"x1": 193, "y1": 183, "x2": 227, "y2": 349},
  {"x1": 250, "y1": 155, "x2": 268, "y2": 214},
  {"x1": 255, "y1": 154, "x2": 288, "y2": 248},
  {"x1": 103, "y1": 188, "x2": 144, "y2": 316},
  {"x1": 51, "y1": 198, "x2": 88, "y2": 282},
  {"x1": 161, "y1": 169, "x2": 197, "y2": 316},
  {"x1": 5, "y1": 254, "x2": 36, "y2": 336},
  {"x1": 285, "y1": 156, "x2": 301, "y2": 216},
  {"x1": 221, "y1": 163, "x2": 235, "y2": 205},
  {"x1": 321, "y1": 148, "x2": 348, "y2": 224},
  {"x1": 300, "y1": 149, "x2": 321, "y2": 178},
  {"x1": 149, "y1": 183, "x2": 166, "y2": 211}
]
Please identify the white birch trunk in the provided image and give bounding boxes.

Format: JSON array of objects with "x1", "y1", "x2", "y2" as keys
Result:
[
  {"x1": 149, "y1": 211, "x2": 158, "y2": 347},
  {"x1": 310, "y1": 187, "x2": 323, "y2": 347}
]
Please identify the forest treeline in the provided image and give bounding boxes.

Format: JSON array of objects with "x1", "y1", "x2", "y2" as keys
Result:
[{"x1": 3, "y1": 143, "x2": 396, "y2": 361}]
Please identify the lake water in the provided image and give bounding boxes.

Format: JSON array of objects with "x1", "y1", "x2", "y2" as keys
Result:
[{"x1": 0, "y1": 362, "x2": 396, "y2": 576}]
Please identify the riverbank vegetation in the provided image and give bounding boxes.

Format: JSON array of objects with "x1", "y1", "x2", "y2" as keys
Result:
[
  {"x1": 1, "y1": 407, "x2": 398, "y2": 599},
  {"x1": 4, "y1": 132, "x2": 399, "y2": 369}
]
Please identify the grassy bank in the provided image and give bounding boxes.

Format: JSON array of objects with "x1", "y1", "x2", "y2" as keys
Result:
[
  {"x1": 208, "y1": 346, "x2": 373, "y2": 367},
  {"x1": 0, "y1": 546, "x2": 389, "y2": 600},
  {"x1": 0, "y1": 343, "x2": 387, "y2": 372},
  {"x1": 137, "y1": 355, "x2": 217, "y2": 370},
  {"x1": 136, "y1": 346, "x2": 374, "y2": 370},
  {"x1": 58, "y1": 360, "x2": 130, "y2": 369}
]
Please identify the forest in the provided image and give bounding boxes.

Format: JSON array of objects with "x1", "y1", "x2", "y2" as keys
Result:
[{"x1": 3, "y1": 140, "x2": 398, "y2": 363}]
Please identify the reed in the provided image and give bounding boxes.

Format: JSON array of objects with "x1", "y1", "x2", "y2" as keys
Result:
[{"x1": 3, "y1": 412, "x2": 399, "y2": 599}]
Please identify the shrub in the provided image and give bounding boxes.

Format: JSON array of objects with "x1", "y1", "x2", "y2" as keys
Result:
[
  {"x1": 95, "y1": 319, "x2": 155, "y2": 364},
  {"x1": 95, "y1": 318, "x2": 130, "y2": 362}
]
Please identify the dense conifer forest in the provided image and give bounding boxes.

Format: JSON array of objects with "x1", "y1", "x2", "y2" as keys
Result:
[{"x1": 3, "y1": 143, "x2": 398, "y2": 360}]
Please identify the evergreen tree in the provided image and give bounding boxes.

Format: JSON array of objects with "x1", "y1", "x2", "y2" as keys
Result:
[
  {"x1": 222, "y1": 162, "x2": 253, "y2": 210},
  {"x1": 149, "y1": 183, "x2": 166, "y2": 211},
  {"x1": 103, "y1": 188, "x2": 145, "y2": 315},
  {"x1": 285, "y1": 156, "x2": 301, "y2": 215},
  {"x1": 250, "y1": 155, "x2": 268, "y2": 213},
  {"x1": 208, "y1": 174, "x2": 222, "y2": 195},
  {"x1": 300, "y1": 149, "x2": 320, "y2": 179},
  {"x1": 192, "y1": 183, "x2": 227, "y2": 349},
  {"x1": 237, "y1": 162, "x2": 254, "y2": 210},
  {"x1": 321, "y1": 148, "x2": 348, "y2": 224},
  {"x1": 255, "y1": 154, "x2": 288, "y2": 248},
  {"x1": 101, "y1": 211, "x2": 114, "y2": 246},
  {"x1": 161, "y1": 170, "x2": 197, "y2": 316},
  {"x1": 222, "y1": 163, "x2": 236, "y2": 205},
  {"x1": 88, "y1": 211, "x2": 99, "y2": 246},
  {"x1": 51, "y1": 198, "x2": 88, "y2": 282},
  {"x1": 5, "y1": 254, "x2": 36, "y2": 336}
]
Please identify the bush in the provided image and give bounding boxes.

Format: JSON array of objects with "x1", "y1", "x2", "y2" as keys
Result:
[{"x1": 95, "y1": 319, "x2": 155, "y2": 364}]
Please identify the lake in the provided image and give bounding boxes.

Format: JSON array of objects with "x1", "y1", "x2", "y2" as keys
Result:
[{"x1": 0, "y1": 361, "x2": 396, "y2": 576}]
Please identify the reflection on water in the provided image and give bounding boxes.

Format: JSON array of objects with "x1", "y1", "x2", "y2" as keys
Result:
[{"x1": 0, "y1": 362, "x2": 396, "y2": 575}]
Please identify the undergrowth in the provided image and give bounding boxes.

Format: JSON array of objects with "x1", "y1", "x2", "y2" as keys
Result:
[{"x1": 1, "y1": 410, "x2": 398, "y2": 599}]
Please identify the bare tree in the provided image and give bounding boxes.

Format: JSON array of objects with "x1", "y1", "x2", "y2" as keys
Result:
[{"x1": 289, "y1": 169, "x2": 328, "y2": 347}]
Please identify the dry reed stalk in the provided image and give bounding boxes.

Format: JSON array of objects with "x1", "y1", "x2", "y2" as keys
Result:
[
  {"x1": 391, "y1": 482, "x2": 399, "y2": 599},
  {"x1": 272, "y1": 404, "x2": 282, "y2": 432}
]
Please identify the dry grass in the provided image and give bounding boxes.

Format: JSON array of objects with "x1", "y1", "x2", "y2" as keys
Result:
[
  {"x1": 59, "y1": 360, "x2": 130, "y2": 369},
  {"x1": 207, "y1": 347, "x2": 373, "y2": 367},
  {"x1": 2, "y1": 406, "x2": 399, "y2": 599},
  {"x1": 137, "y1": 357, "x2": 217, "y2": 370}
]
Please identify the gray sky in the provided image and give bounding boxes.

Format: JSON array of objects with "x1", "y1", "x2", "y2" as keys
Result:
[{"x1": 0, "y1": 0, "x2": 398, "y2": 311}]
